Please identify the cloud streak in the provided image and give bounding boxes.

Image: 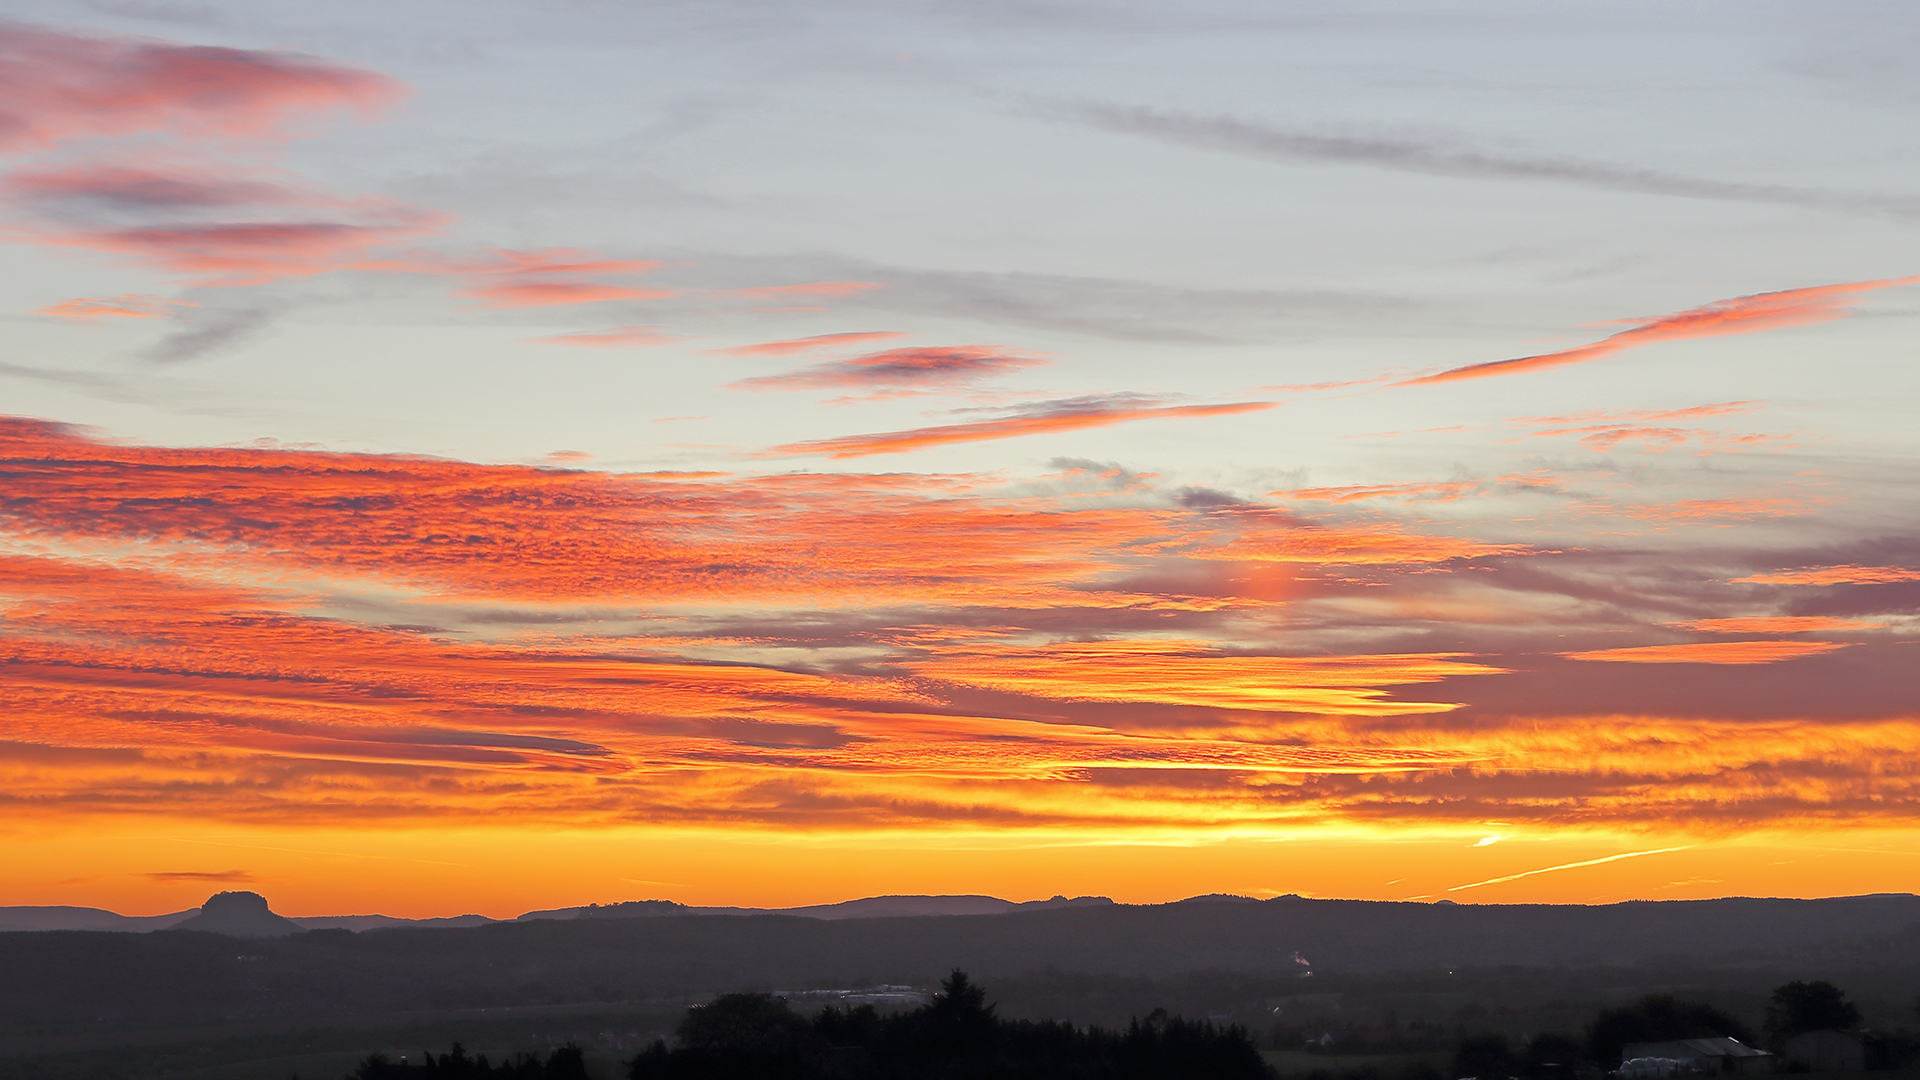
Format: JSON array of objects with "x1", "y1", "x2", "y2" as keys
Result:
[
  {"x1": 1734, "y1": 565, "x2": 1920, "y2": 585},
  {"x1": 532, "y1": 325, "x2": 677, "y2": 347},
  {"x1": 1401, "y1": 279, "x2": 1918, "y2": 386},
  {"x1": 766, "y1": 395, "x2": 1276, "y2": 458},
  {"x1": 731, "y1": 345, "x2": 1045, "y2": 393},
  {"x1": 1561, "y1": 640, "x2": 1852, "y2": 664},
  {"x1": 712, "y1": 332, "x2": 907, "y2": 357},
  {"x1": 1070, "y1": 102, "x2": 1920, "y2": 217},
  {"x1": 34, "y1": 293, "x2": 192, "y2": 320}
]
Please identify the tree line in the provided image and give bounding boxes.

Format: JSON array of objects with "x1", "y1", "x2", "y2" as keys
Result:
[
  {"x1": 343, "y1": 974, "x2": 1909, "y2": 1080},
  {"x1": 348, "y1": 970, "x2": 1264, "y2": 1080}
]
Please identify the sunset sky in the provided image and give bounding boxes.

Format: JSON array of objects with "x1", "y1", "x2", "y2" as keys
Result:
[{"x1": 3, "y1": 2, "x2": 1919, "y2": 919}]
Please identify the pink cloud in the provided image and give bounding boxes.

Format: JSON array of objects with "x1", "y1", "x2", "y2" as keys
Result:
[
  {"x1": 711, "y1": 331, "x2": 907, "y2": 357},
  {"x1": 3, "y1": 164, "x2": 311, "y2": 209},
  {"x1": 532, "y1": 326, "x2": 677, "y2": 347},
  {"x1": 1401, "y1": 279, "x2": 1919, "y2": 386},
  {"x1": 1508, "y1": 402, "x2": 1785, "y2": 454},
  {"x1": 461, "y1": 281, "x2": 672, "y2": 309},
  {"x1": 34, "y1": 293, "x2": 193, "y2": 320},
  {"x1": 51, "y1": 216, "x2": 445, "y2": 286},
  {"x1": 406, "y1": 248, "x2": 674, "y2": 309},
  {"x1": 0, "y1": 24, "x2": 405, "y2": 152},
  {"x1": 0, "y1": 28, "x2": 449, "y2": 288},
  {"x1": 474, "y1": 249, "x2": 662, "y2": 278},
  {"x1": 766, "y1": 396, "x2": 1277, "y2": 458},
  {"x1": 732, "y1": 346, "x2": 1046, "y2": 393}
]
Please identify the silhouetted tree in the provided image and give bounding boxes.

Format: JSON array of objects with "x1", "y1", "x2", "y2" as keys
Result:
[
  {"x1": 544, "y1": 1045, "x2": 590, "y2": 1080},
  {"x1": 1765, "y1": 981, "x2": 1861, "y2": 1043},
  {"x1": 1453, "y1": 1032, "x2": 1511, "y2": 1079},
  {"x1": 675, "y1": 992, "x2": 813, "y2": 1058},
  {"x1": 350, "y1": 1043, "x2": 583, "y2": 1079},
  {"x1": 626, "y1": 971, "x2": 1265, "y2": 1080},
  {"x1": 1584, "y1": 995, "x2": 1754, "y2": 1065},
  {"x1": 1520, "y1": 1032, "x2": 1581, "y2": 1077}
]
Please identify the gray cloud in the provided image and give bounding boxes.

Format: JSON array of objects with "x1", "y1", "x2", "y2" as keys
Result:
[
  {"x1": 143, "y1": 305, "x2": 280, "y2": 364},
  {"x1": 1064, "y1": 101, "x2": 1920, "y2": 218}
]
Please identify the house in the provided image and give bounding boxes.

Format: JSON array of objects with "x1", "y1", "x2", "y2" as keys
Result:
[
  {"x1": 1619, "y1": 1037, "x2": 1774, "y2": 1075},
  {"x1": 1783, "y1": 1030, "x2": 1865, "y2": 1073}
]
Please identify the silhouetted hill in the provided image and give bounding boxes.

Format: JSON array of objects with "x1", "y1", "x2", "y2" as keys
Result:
[
  {"x1": 2, "y1": 893, "x2": 1918, "y2": 1038},
  {"x1": 517, "y1": 893, "x2": 1116, "y2": 922},
  {"x1": 294, "y1": 914, "x2": 496, "y2": 932},
  {"x1": 165, "y1": 891, "x2": 302, "y2": 938},
  {"x1": 0, "y1": 905, "x2": 196, "y2": 933}
]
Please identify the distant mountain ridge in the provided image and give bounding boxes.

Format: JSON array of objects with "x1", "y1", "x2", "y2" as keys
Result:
[
  {"x1": 0, "y1": 891, "x2": 1120, "y2": 933},
  {"x1": 0, "y1": 905, "x2": 198, "y2": 933},
  {"x1": 516, "y1": 892, "x2": 1115, "y2": 923},
  {"x1": 8, "y1": 891, "x2": 1919, "y2": 950}
]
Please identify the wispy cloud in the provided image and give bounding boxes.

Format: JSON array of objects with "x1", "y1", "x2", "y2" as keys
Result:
[
  {"x1": 531, "y1": 325, "x2": 677, "y2": 347},
  {"x1": 1068, "y1": 102, "x2": 1920, "y2": 217},
  {"x1": 764, "y1": 395, "x2": 1275, "y2": 458},
  {"x1": 711, "y1": 331, "x2": 907, "y2": 357},
  {"x1": 144, "y1": 870, "x2": 255, "y2": 882},
  {"x1": 1734, "y1": 565, "x2": 1920, "y2": 585},
  {"x1": 142, "y1": 303, "x2": 280, "y2": 363},
  {"x1": 1401, "y1": 279, "x2": 1917, "y2": 386},
  {"x1": 1447, "y1": 847, "x2": 1691, "y2": 893},
  {"x1": 34, "y1": 293, "x2": 193, "y2": 320},
  {"x1": 1676, "y1": 616, "x2": 1874, "y2": 633},
  {"x1": 729, "y1": 281, "x2": 882, "y2": 299},
  {"x1": 1562, "y1": 640, "x2": 1852, "y2": 664},
  {"x1": 1508, "y1": 401, "x2": 1787, "y2": 454},
  {"x1": 731, "y1": 345, "x2": 1045, "y2": 394}
]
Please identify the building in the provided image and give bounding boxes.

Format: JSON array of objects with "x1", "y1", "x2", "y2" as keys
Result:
[
  {"x1": 1619, "y1": 1037, "x2": 1774, "y2": 1075},
  {"x1": 1783, "y1": 1030, "x2": 1866, "y2": 1073}
]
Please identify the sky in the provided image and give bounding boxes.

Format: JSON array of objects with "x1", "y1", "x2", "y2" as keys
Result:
[{"x1": 2, "y1": 0, "x2": 1919, "y2": 919}]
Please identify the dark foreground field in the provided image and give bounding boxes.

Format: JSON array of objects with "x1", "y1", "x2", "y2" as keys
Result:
[{"x1": 4, "y1": 894, "x2": 1919, "y2": 1079}]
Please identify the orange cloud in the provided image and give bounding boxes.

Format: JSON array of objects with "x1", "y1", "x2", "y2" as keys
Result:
[
  {"x1": 33, "y1": 294, "x2": 194, "y2": 320},
  {"x1": 1214, "y1": 524, "x2": 1531, "y2": 565},
  {"x1": 1618, "y1": 495, "x2": 1817, "y2": 522},
  {"x1": 906, "y1": 640, "x2": 1503, "y2": 716},
  {"x1": 1677, "y1": 617, "x2": 1876, "y2": 633},
  {"x1": 1734, "y1": 565, "x2": 1920, "y2": 585},
  {"x1": 711, "y1": 331, "x2": 907, "y2": 357},
  {"x1": 6, "y1": 414, "x2": 1920, "y2": 872},
  {"x1": 767, "y1": 397, "x2": 1276, "y2": 458},
  {"x1": 1273, "y1": 480, "x2": 1488, "y2": 504},
  {"x1": 1401, "y1": 279, "x2": 1919, "y2": 386},
  {"x1": 1561, "y1": 640, "x2": 1852, "y2": 664}
]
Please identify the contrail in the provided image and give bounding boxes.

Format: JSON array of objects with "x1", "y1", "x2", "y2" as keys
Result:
[{"x1": 1446, "y1": 846, "x2": 1691, "y2": 892}]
